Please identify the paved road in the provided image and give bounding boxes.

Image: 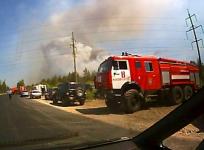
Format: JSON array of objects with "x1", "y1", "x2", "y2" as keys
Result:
[
  {"x1": 0, "y1": 95, "x2": 134, "y2": 150},
  {"x1": 0, "y1": 95, "x2": 202, "y2": 150}
]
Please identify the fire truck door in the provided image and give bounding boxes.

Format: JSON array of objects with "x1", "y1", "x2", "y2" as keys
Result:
[
  {"x1": 111, "y1": 60, "x2": 131, "y2": 89},
  {"x1": 144, "y1": 61, "x2": 161, "y2": 90}
]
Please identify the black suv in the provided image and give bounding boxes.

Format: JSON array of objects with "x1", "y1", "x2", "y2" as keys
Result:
[
  {"x1": 45, "y1": 87, "x2": 58, "y2": 100},
  {"x1": 53, "y1": 82, "x2": 86, "y2": 106}
]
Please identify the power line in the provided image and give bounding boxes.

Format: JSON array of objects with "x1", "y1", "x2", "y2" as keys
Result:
[
  {"x1": 0, "y1": 44, "x2": 192, "y2": 57},
  {"x1": 0, "y1": 30, "x2": 190, "y2": 51},
  {"x1": 1, "y1": 36, "x2": 192, "y2": 55},
  {"x1": 186, "y1": 9, "x2": 204, "y2": 80},
  {"x1": 0, "y1": 46, "x2": 194, "y2": 67},
  {"x1": 0, "y1": 30, "x2": 188, "y2": 51},
  {"x1": 0, "y1": 17, "x2": 185, "y2": 38}
]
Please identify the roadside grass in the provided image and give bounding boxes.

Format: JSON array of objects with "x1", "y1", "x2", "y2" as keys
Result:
[
  {"x1": 86, "y1": 89, "x2": 96, "y2": 101},
  {"x1": 85, "y1": 89, "x2": 105, "y2": 102}
]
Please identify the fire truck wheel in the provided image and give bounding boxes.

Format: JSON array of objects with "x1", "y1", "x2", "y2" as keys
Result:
[
  {"x1": 184, "y1": 86, "x2": 193, "y2": 101},
  {"x1": 171, "y1": 86, "x2": 184, "y2": 105},
  {"x1": 123, "y1": 89, "x2": 143, "y2": 114},
  {"x1": 105, "y1": 97, "x2": 120, "y2": 110}
]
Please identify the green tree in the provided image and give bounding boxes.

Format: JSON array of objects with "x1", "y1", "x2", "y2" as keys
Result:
[
  {"x1": 40, "y1": 78, "x2": 47, "y2": 85},
  {"x1": 83, "y1": 68, "x2": 91, "y2": 82},
  {"x1": 91, "y1": 71, "x2": 96, "y2": 80},
  {"x1": 67, "y1": 72, "x2": 77, "y2": 82},
  {"x1": 0, "y1": 80, "x2": 9, "y2": 93},
  {"x1": 17, "y1": 79, "x2": 25, "y2": 88},
  {"x1": 0, "y1": 80, "x2": 2, "y2": 93},
  {"x1": 2, "y1": 80, "x2": 7, "y2": 92}
]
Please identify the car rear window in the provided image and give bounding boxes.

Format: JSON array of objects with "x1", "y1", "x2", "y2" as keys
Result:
[{"x1": 69, "y1": 84, "x2": 78, "y2": 89}]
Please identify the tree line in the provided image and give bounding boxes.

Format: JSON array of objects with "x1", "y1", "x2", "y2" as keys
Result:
[
  {"x1": 38, "y1": 68, "x2": 96, "y2": 88},
  {"x1": 0, "y1": 80, "x2": 9, "y2": 93},
  {"x1": 17, "y1": 63, "x2": 204, "y2": 90}
]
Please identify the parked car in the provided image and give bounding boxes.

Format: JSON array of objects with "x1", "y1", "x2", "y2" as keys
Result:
[
  {"x1": 53, "y1": 82, "x2": 86, "y2": 106},
  {"x1": 45, "y1": 87, "x2": 58, "y2": 100},
  {"x1": 30, "y1": 90, "x2": 41, "y2": 99},
  {"x1": 33, "y1": 84, "x2": 47, "y2": 96},
  {"x1": 20, "y1": 90, "x2": 29, "y2": 97}
]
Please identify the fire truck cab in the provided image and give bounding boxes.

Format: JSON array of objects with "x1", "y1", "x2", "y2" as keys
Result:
[{"x1": 94, "y1": 53, "x2": 200, "y2": 113}]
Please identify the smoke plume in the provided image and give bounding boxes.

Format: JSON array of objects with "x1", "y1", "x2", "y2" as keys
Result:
[{"x1": 19, "y1": 0, "x2": 179, "y2": 83}]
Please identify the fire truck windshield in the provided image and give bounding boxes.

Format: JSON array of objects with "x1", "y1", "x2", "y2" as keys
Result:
[{"x1": 98, "y1": 59, "x2": 112, "y2": 73}]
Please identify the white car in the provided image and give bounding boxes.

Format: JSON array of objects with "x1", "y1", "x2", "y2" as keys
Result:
[
  {"x1": 20, "y1": 90, "x2": 29, "y2": 97},
  {"x1": 30, "y1": 90, "x2": 42, "y2": 99}
]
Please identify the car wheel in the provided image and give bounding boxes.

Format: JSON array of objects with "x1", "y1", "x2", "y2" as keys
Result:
[
  {"x1": 62, "y1": 99, "x2": 67, "y2": 106},
  {"x1": 79, "y1": 99, "x2": 85, "y2": 105},
  {"x1": 53, "y1": 98, "x2": 58, "y2": 104}
]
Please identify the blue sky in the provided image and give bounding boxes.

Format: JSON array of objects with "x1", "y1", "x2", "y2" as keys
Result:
[
  {"x1": 0, "y1": 0, "x2": 75, "y2": 86},
  {"x1": 0, "y1": 0, "x2": 204, "y2": 87}
]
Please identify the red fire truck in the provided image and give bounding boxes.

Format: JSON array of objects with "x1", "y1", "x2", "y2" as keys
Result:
[
  {"x1": 94, "y1": 52, "x2": 200, "y2": 113},
  {"x1": 10, "y1": 86, "x2": 27, "y2": 94}
]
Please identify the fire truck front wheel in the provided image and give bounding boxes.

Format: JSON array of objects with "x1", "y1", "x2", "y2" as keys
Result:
[
  {"x1": 171, "y1": 86, "x2": 184, "y2": 105},
  {"x1": 105, "y1": 97, "x2": 120, "y2": 111},
  {"x1": 123, "y1": 89, "x2": 144, "y2": 114}
]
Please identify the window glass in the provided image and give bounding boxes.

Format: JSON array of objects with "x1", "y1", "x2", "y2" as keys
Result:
[
  {"x1": 119, "y1": 61, "x2": 127, "y2": 70},
  {"x1": 135, "y1": 61, "x2": 141, "y2": 69},
  {"x1": 113, "y1": 61, "x2": 127, "y2": 70},
  {"x1": 145, "y1": 62, "x2": 153, "y2": 71},
  {"x1": 98, "y1": 60, "x2": 112, "y2": 72},
  {"x1": 69, "y1": 83, "x2": 77, "y2": 89},
  {"x1": 113, "y1": 61, "x2": 119, "y2": 70}
]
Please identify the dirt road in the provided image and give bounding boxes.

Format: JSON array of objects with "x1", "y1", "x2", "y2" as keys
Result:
[{"x1": 37, "y1": 98, "x2": 204, "y2": 148}]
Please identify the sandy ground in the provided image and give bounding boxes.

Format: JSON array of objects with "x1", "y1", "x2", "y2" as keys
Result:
[{"x1": 37, "y1": 98, "x2": 204, "y2": 141}]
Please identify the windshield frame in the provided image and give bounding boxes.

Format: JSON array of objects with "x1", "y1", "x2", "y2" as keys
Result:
[{"x1": 98, "y1": 58, "x2": 112, "y2": 73}]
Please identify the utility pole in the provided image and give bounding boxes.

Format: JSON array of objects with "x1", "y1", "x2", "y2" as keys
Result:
[
  {"x1": 71, "y1": 32, "x2": 77, "y2": 82},
  {"x1": 186, "y1": 9, "x2": 204, "y2": 82}
]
